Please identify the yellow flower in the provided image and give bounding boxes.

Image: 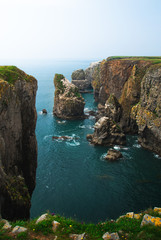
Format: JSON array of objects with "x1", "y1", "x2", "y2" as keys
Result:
[{"x1": 69, "y1": 225, "x2": 72, "y2": 227}]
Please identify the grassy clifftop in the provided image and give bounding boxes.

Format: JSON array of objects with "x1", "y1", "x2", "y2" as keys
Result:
[
  {"x1": 1, "y1": 208, "x2": 161, "y2": 240},
  {"x1": 107, "y1": 56, "x2": 161, "y2": 64},
  {"x1": 0, "y1": 66, "x2": 33, "y2": 84}
]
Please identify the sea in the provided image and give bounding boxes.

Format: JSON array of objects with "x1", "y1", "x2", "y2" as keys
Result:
[{"x1": 3, "y1": 59, "x2": 161, "y2": 223}]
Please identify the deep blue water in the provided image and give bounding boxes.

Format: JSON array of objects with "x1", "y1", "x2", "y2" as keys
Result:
[{"x1": 13, "y1": 60, "x2": 161, "y2": 223}]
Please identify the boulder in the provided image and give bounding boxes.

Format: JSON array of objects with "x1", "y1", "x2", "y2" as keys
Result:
[
  {"x1": 42, "y1": 109, "x2": 47, "y2": 114},
  {"x1": 12, "y1": 226, "x2": 27, "y2": 233},
  {"x1": 141, "y1": 214, "x2": 161, "y2": 227},
  {"x1": 2, "y1": 220, "x2": 12, "y2": 230},
  {"x1": 36, "y1": 213, "x2": 48, "y2": 224},
  {"x1": 53, "y1": 74, "x2": 85, "y2": 119},
  {"x1": 102, "y1": 232, "x2": 119, "y2": 240},
  {"x1": 69, "y1": 233, "x2": 86, "y2": 240},
  {"x1": 87, "y1": 117, "x2": 126, "y2": 146},
  {"x1": 52, "y1": 220, "x2": 60, "y2": 232},
  {"x1": 105, "y1": 149, "x2": 122, "y2": 161}
]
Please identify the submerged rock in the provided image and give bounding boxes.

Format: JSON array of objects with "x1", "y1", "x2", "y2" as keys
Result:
[
  {"x1": 87, "y1": 117, "x2": 126, "y2": 146},
  {"x1": 42, "y1": 109, "x2": 47, "y2": 114},
  {"x1": 105, "y1": 149, "x2": 122, "y2": 161},
  {"x1": 0, "y1": 66, "x2": 37, "y2": 221},
  {"x1": 52, "y1": 136, "x2": 79, "y2": 140},
  {"x1": 53, "y1": 74, "x2": 85, "y2": 119}
]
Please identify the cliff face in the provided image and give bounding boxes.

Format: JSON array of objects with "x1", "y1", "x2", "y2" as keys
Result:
[
  {"x1": 91, "y1": 57, "x2": 161, "y2": 155},
  {"x1": 0, "y1": 66, "x2": 37, "y2": 220},
  {"x1": 53, "y1": 74, "x2": 85, "y2": 119},
  {"x1": 131, "y1": 64, "x2": 161, "y2": 155},
  {"x1": 71, "y1": 62, "x2": 100, "y2": 92}
]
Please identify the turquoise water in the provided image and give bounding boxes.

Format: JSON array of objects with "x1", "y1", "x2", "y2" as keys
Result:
[{"x1": 16, "y1": 60, "x2": 161, "y2": 223}]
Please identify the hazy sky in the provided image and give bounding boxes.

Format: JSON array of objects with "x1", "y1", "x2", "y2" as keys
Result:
[{"x1": 0, "y1": 0, "x2": 161, "y2": 60}]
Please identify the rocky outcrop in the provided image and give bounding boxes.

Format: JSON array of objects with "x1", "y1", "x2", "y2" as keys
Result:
[
  {"x1": 105, "y1": 149, "x2": 123, "y2": 161},
  {"x1": 71, "y1": 61, "x2": 100, "y2": 92},
  {"x1": 53, "y1": 74, "x2": 85, "y2": 119},
  {"x1": 87, "y1": 117, "x2": 126, "y2": 146},
  {"x1": 131, "y1": 64, "x2": 161, "y2": 155},
  {"x1": 0, "y1": 66, "x2": 37, "y2": 220}
]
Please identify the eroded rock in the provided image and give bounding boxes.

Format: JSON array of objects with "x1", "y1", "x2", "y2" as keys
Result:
[
  {"x1": 87, "y1": 117, "x2": 126, "y2": 146},
  {"x1": 102, "y1": 232, "x2": 119, "y2": 240},
  {"x1": 53, "y1": 74, "x2": 85, "y2": 119},
  {"x1": 141, "y1": 214, "x2": 161, "y2": 227},
  {"x1": 12, "y1": 226, "x2": 27, "y2": 233},
  {"x1": 105, "y1": 149, "x2": 122, "y2": 161},
  {"x1": 36, "y1": 213, "x2": 48, "y2": 224}
]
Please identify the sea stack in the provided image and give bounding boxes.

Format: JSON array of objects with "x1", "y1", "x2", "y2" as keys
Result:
[
  {"x1": 53, "y1": 74, "x2": 85, "y2": 119},
  {"x1": 0, "y1": 66, "x2": 37, "y2": 220}
]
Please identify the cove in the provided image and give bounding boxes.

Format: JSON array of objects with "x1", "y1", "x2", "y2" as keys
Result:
[{"x1": 18, "y1": 60, "x2": 161, "y2": 223}]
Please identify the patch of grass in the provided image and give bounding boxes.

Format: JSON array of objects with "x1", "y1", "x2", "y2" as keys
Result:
[
  {"x1": 0, "y1": 66, "x2": 31, "y2": 85},
  {"x1": 107, "y1": 56, "x2": 161, "y2": 64},
  {"x1": 17, "y1": 231, "x2": 28, "y2": 240},
  {"x1": 54, "y1": 73, "x2": 65, "y2": 94}
]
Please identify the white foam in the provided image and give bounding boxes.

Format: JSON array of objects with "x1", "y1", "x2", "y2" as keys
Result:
[
  {"x1": 133, "y1": 144, "x2": 141, "y2": 148},
  {"x1": 57, "y1": 120, "x2": 66, "y2": 124},
  {"x1": 66, "y1": 140, "x2": 80, "y2": 147},
  {"x1": 154, "y1": 153, "x2": 161, "y2": 159},
  {"x1": 100, "y1": 153, "x2": 107, "y2": 161},
  {"x1": 114, "y1": 145, "x2": 121, "y2": 150},
  {"x1": 43, "y1": 135, "x2": 53, "y2": 140},
  {"x1": 79, "y1": 124, "x2": 86, "y2": 129}
]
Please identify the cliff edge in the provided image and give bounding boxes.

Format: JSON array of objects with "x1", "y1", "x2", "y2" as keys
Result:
[{"x1": 0, "y1": 66, "x2": 37, "y2": 220}]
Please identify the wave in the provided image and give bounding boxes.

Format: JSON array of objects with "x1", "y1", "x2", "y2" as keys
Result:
[
  {"x1": 100, "y1": 153, "x2": 107, "y2": 161},
  {"x1": 79, "y1": 124, "x2": 94, "y2": 129},
  {"x1": 57, "y1": 120, "x2": 66, "y2": 124},
  {"x1": 43, "y1": 135, "x2": 53, "y2": 141},
  {"x1": 133, "y1": 144, "x2": 141, "y2": 148},
  {"x1": 66, "y1": 140, "x2": 80, "y2": 147},
  {"x1": 114, "y1": 145, "x2": 121, "y2": 150},
  {"x1": 153, "y1": 153, "x2": 161, "y2": 159}
]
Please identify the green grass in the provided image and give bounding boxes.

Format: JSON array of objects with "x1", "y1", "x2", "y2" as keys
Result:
[
  {"x1": 1, "y1": 208, "x2": 161, "y2": 239},
  {"x1": 0, "y1": 66, "x2": 31, "y2": 85},
  {"x1": 107, "y1": 56, "x2": 161, "y2": 64}
]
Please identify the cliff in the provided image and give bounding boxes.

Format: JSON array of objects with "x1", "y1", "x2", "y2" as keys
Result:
[
  {"x1": 71, "y1": 61, "x2": 100, "y2": 92},
  {"x1": 0, "y1": 66, "x2": 37, "y2": 220},
  {"x1": 86, "y1": 57, "x2": 161, "y2": 155},
  {"x1": 53, "y1": 74, "x2": 85, "y2": 119}
]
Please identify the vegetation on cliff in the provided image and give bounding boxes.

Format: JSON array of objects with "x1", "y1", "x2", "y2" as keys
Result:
[
  {"x1": 0, "y1": 66, "x2": 34, "y2": 84},
  {"x1": 1, "y1": 208, "x2": 161, "y2": 239}
]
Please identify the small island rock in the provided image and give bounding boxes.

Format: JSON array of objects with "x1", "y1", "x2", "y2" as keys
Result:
[
  {"x1": 42, "y1": 109, "x2": 47, "y2": 114},
  {"x1": 105, "y1": 149, "x2": 123, "y2": 161},
  {"x1": 53, "y1": 74, "x2": 85, "y2": 119}
]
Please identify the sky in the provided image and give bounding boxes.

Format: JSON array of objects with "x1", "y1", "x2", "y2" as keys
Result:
[{"x1": 0, "y1": 0, "x2": 161, "y2": 60}]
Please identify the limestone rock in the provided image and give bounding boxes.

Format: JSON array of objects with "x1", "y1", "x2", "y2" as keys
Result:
[
  {"x1": 36, "y1": 213, "x2": 48, "y2": 224},
  {"x1": 105, "y1": 149, "x2": 122, "y2": 161},
  {"x1": 104, "y1": 94, "x2": 122, "y2": 123},
  {"x1": 2, "y1": 220, "x2": 12, "y2": 230},
  {"x1": 131, "y1": 65, "x2": 161, "y2": 156},
  {"x1": 69, "y1": 233, "x2": 86, "y2": 240},
  {"x1": 52, "y1": 220, "x2": 60, "y2": 232},
  {"x1": 102, "y1": 232, "x2": 119, "y2": 240},
  {"x1": 72, "y1": 61, "x2": 101, "y2": 92},
  {"x1": 0, "y1": 66, "x2": 37, "y2": 221},
  {"x1": 71, "y1": 69, "x2": 85, "y2": 80},
  {"x1": 87, "y1": 117, "x2": 126, "y2": 146},
  {"x1": 154, "y1": 207, "x2": 161, "y2": 215},
  {"x1": 12, "y1": 226, "x2": 27, "y2": 233},
  {"x1": 53, "y1": 74, "x2": 85, "y2": 119},
  {"x1": 141, "y1": 214, "x2": 161, "y2": 227}
]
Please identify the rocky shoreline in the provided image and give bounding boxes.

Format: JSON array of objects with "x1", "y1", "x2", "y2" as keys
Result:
[{"x1": 71, "y1": 57, "x2": 161, "y2": 157}]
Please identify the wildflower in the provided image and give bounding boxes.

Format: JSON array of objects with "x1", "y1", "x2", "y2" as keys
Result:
[
  {"x1": 69, "y1": 225, "x2": 72, "y2": 227},
  {"x1": 51, "y1": 212, "x2": 55, "y2": 216},
  {"x1": 33, "y1": 229, "x2": 35, "y2": 231}
]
